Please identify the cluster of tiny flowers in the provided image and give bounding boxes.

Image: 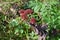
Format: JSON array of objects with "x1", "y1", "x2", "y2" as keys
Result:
[{"x1": 18, "y1": 9, "x2": 36, "y2": 24}]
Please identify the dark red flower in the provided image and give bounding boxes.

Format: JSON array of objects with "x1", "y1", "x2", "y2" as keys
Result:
[
  {"x1": 18, "y1": 9, "x2": 25, "y2": 13},
  {"x1": 30, "y1": 18, "x2": 36, "y2": 24},
  {"x1": 24, "y1": 9, "x2": 33, "y2": 14}
]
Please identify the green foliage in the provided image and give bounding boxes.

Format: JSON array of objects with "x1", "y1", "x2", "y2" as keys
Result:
[
  {"x1": 28, "y1": 0, "x2": 60, "y2": 40},
  {"x1": 28, "y1": 0, "x2": 60, "y2": 28}
]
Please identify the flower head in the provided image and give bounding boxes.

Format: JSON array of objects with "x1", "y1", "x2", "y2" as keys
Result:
[{"x1": 30, "y1": 18, "x2": 36, "y2": 24}]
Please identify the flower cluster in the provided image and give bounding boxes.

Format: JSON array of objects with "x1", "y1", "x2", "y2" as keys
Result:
[
  {"x1": 18, "y1": 9, "x2": 33, "y2": 20},
  {"x1": 18, "y1": 9, "x2": 36, "y2": 24}
]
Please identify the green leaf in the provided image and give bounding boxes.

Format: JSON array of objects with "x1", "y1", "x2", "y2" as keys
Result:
[{"x1": 9, "y1": 19, "x2": 19, "y2": 27}]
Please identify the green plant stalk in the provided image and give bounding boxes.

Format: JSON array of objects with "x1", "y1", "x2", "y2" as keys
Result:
[
  {"x1": 25, "y1": 30, "x2": 29, "y2": 40},
  {"x1": 26, "y1": 28, "x2": 29, "y2": 40},
  {"x1": 26, "y1": 35, "x2": 29, "y2": 40}
]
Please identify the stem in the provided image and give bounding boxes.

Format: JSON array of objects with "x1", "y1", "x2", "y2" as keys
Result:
[
  {"x1": 27, "y1": 28, "x2": 29, "y2": 40},
  {"x1": 26, "y1": 35, "x2": 29, "y2": 40},
  {"x1": 25, "y1": 31, "x2": 29, "y2": 40}
]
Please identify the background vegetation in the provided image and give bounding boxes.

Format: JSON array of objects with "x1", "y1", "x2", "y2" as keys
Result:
[{"x1": 0, "y1": 0, "x2": 60, "y2": 40}]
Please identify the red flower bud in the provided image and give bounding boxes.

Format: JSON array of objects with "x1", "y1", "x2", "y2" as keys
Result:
[{"x1": 30, "y1": 18, "x2": 36, "y2": 24}]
